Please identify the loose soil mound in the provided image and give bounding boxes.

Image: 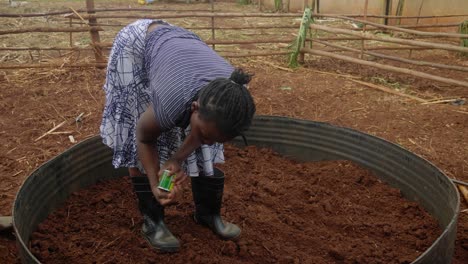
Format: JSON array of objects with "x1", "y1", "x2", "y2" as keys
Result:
[{"x1": 30, "y1": 145, "x2": 440, "y2": 263}]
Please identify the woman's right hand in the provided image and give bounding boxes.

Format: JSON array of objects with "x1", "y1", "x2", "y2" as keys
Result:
[
  {"x1": 151, "y1": 184, "x2": 179, "y2": 206},
  {"x1": 160, "y1": 158, "x2": 188, "y2": 186}
]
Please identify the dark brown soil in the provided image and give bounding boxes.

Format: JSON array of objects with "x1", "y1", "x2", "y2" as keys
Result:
[
  {"x1": 30, "y1": 145, "x2": 440, "y2": 264},
  {"x1": 0, "y1": 234, "x2": 16, "y2": 263}
]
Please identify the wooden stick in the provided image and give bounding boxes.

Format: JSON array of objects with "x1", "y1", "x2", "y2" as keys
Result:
[
  {"x1": 70, "y1": 7, "x2": 88, "y2": 25},
  {"x1": 452, "y1": 110, "x2": 468, "y2": 115},
  {"x1": 0, "y1": 45, "x2": 433, "y2": 52},
  {"x1": 49, "y1": 131, "x2": 74, "y2": 135},
  {"x1": 66, "y1": 21, "x2": 301, "y2": 30},
  {"x1": 35, "y1": 121, "x2": 67, "y2": 141},
  {"x1": 343, "y1": 24, "x2": 461, "y2": 32},
  {"x1": 0, "y1": 62, "x2": 107, "y2": 69},
  {"x1": 192, "y1": 25, "x2": 299, "y2": 30},
  {"x1": 250, "y1": 59, "x2": 294, "y2": 72},
  {"x1": 66, "y1": 21, "x2": 300, "y2": 30},
  {"x1": 307, "y1": 69, "x2": 360, "y2": 79},
  {"x1": 352, "y1": 23, "x2": 461, "y2": 30},
  {"x1": 221, "y1": 51, "x2": 290, "y2": 58},
  {"x1": 210, "y1": 0, "x2": 215, "y2": 50},
  {"x1": 409, "y1": 0, "x2": 425, "y2": 58},
  {"x1": 452, "y1": 178, "x2": 468, "y2": 187},
  {"x1": 458, "y1": 185, "x2": 468, "y2": 205},
  {"x1": 320, "y1": 13, "x2": 468, "y2": 20},
  {"x1": 12, "y1": 170, "x2": 23, "y2": 177},
  {"x1": 0, "y1": 51, "x2": 290, "y2": 67},
  {"x1": 395, "y1": 0, "x2": 405, "y2": 26},
  {"x1": 67, "y1": 10, "x2": 468, "y2": 19},
  {"x1": 82, "y1": 8, "x2": 213, "y2": 13},
  {"x1": 70, "y1": 7, "x2": 88, "y2": 27},
  {"x1": 349, "y1": 79, "x2": 428, "y2": 103},
  {"x1": 86, "y1": 0, "x2": 104, "y2": 64},
  {"x1": 67, "y1": 12, "x2": 302, "y2": 20},
  {"x1": 313, "y1": 39, "x2": 468, "y2": 72},
  {"x1": 310, "y1": 24, "x2": 468, "y2": 53},
  {"x1": 360, "y1": 0, "x2": 368, "y2": 59},
  {"x1": 1, "y1": 10, "x2": 466, "y2": 19},
  {"x1": 313, "y1": 35, "x2": 460, "y2": 40},
  {"x1": 0, "y1": 8, "x2": 213, "y2": 17},
  {"x1": 98, "y1": 38, "x2": 295, "y2": 47},
  {"x1": 318, "y1": 15, "x2": 468, "y2": 39},
  {"x1": 421, "y1": 98, "x2": 465, "y2": 105},
  {"x1": 348, "y1": 46, "x2": 434, "y2": 51},
  {"x1": 0, "y1": 26, "x2": 102, "y2": 35},
  {"x1": 69, "y1": 18, "x2": 73, "y2": 47},
  {"x1": 395, "y1": 23, "x2": 460, "y2": 29},
  {"x1": 0, "y1": 46, "x2": 93, "y2": 51},
  {"x1": 74, "y1": 112, "x2": 85, "y2": 123},
  {"x1": 313, "y1": 37, "x2": 363, "y2": 41},
  {"x1": 302, "y1": 48, "x2": 468, "y2": 88},
  {"x1": 308, "y1": 39, "x2": 438, "y2": 50},
  {"x1": 309, "y1": 66, "x2": 426, "y2": 102},
  {"x1": 28, "y1": 50, "x2": 34, "y2": 62},
  {"x1": 86, "y1": 8, "x2": 213, "y2": 13},
  {"x1": 415, "y1": 1, "x2": 425, "y2": 26},
  {"x1": 206, "y1": 38, "x2": 294, "y2": 44}
]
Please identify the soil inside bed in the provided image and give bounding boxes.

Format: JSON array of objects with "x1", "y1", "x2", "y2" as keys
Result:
[{"x1": 30, "y1": 144, "x2": 440, "y2": 264}]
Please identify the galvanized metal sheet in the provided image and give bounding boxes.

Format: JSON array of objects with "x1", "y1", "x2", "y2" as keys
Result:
[{"x1": 13, "y1": 116, "x2": 459, "y2": 263}]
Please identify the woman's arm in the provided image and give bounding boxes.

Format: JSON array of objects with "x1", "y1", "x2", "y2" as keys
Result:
[
  {"x1": 136, "y1": 106, "x2": 162, "y2": 189},
  {"x1": 172, "y1": 132, "x2": 202, "y2": 165},
  {"x1": 160, "y1": 126, "x2": 203, "y2": 186}
]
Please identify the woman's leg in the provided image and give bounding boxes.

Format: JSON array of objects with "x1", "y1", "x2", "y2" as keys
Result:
[
  {"x1": 129, "y1": 167, "x2": 144, "y2": 177},
  {"x1": 191, "y1": 168, "x2": 241, "y2": 240},
  {"x1": 130, "y1": 166, "x2": 180, "y2": 252}
]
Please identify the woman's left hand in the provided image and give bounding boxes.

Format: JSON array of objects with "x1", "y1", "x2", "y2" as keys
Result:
[{"x1": 160, "y1": 158, "x2": 188, "y2": 186}]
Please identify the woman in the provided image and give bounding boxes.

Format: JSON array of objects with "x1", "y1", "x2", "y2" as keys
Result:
[{"x1": 100, "y1": 19, "x2": 256, "y2": 253}]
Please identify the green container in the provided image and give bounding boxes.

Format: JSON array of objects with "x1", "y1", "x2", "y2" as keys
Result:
[{"x1": 158, "y1": 170, "x2": 174, "y2": 192}]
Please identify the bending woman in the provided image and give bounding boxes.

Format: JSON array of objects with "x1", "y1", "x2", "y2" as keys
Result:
[{"x1": 100, "y1": 19, "x2": 256, "y2": 252}]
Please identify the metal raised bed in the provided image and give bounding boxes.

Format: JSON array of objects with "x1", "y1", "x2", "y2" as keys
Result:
[{"x1": 13, "y1": 116, "x2": 459, "y2": 263}]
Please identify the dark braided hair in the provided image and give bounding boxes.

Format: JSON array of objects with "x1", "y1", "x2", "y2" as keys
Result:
[{"x1": 197, "y1": 68, "x2": 256, "y2": 138}]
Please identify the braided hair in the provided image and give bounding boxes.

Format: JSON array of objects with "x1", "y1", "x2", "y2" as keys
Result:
[{"x1": 197, "y1": 68, "x2": 256, "y2": 138}]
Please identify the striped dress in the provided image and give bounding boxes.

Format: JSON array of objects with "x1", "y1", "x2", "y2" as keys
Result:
[{"x1": 100, "y1": 19, "x2": 233, "y2": 177}]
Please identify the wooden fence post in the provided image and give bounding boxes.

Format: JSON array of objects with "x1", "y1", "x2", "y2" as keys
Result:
[
  {"x1": 299, "y1": 1, "x2": 309, "y2": 64},
  {"x1": 408, "y1": 0, "x2": 425, "y2": 59},
  {"x1": 360, "y1": 0, "x2": 368, "y2": 59},
  {"x1": 69, "y1": 17, "x2": 73, "y2": 47},
  {"x1": 211, "y1": 0, "x2": 215, "y2": 50},
  {"x1": 86, "y1": 0, "x2": 104, "y2": 64}
]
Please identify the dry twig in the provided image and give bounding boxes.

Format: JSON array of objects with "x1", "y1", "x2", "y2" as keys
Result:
[
  {"x1": 350, "y1": 79, "x2": 428, "y2": 103},
  {"x1": 34, "y1": 121, "x2": 67, "y2": 141},
  {"x1": 251, "y1": 59, "x2": 294, "y2": 72},
  {"x1": 69, "y1": 7, "x2": 89, "y2": 25},
  {"x1": 452, "y1": 110, "x2": 468, "y2": 115},
  {"x1": 421, "y1": 98, "x2": 465, "y2": 105},
  {"x1": 458, "y1": 185, "x2": 468, "y2": 206}
]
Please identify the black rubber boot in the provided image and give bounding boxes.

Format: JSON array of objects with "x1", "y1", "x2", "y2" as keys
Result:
[
  {"x1": 191, "y1": 168, "x2": 241, "y2": 240},
  {"x1": 132, "y1": 176, "x2": 180, "y2": 252}
]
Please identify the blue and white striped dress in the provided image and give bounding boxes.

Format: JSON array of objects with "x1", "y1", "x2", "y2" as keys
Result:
[{"x1": 100, "y1": 19, "x2": 233, "y2": 177}]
